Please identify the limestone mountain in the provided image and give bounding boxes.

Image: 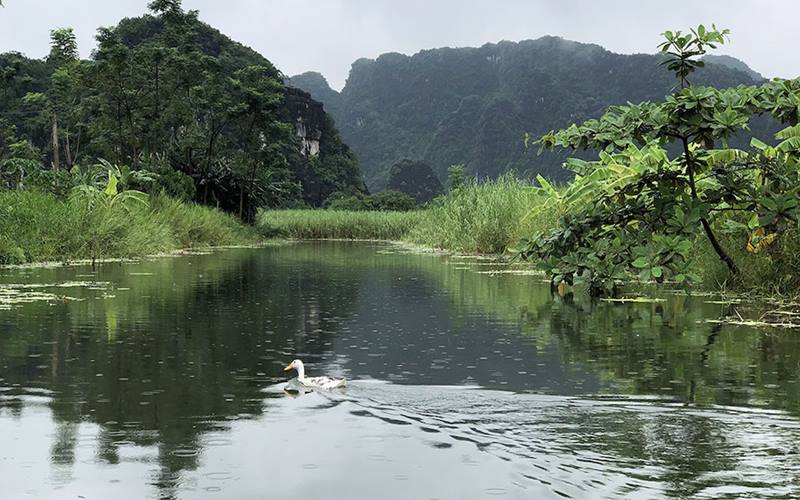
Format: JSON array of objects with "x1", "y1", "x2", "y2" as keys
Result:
[
  {"x1": 290, "y1": 37, "x2": 773, "y2": 191},
  {"x1": 701, "y1": 55, "x2": 763, "y2": 82}
]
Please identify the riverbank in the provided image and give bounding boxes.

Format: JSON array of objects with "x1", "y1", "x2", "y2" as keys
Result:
[
  {"x1": 256, "y1": 177, "x2": 800, "y2": 299},
  {"x1": 0, "y1": 191, "x2": 258, "y2": 265},
  {"x1": 256, "y1": 176, "x2": 554, "y2": 254}
]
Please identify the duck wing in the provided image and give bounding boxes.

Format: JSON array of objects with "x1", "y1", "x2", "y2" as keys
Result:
[{"x1": 303, "y1": 376, "x2": 346, "y2": 389}]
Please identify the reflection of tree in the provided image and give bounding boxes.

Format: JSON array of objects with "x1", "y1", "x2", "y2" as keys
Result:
[
  {"x1": 0, "y1": 245, "x2": 364, "y2": 494},
  {"x1": 523, "y1": 293, "x2": 800, "y2": 417},
  {"x1": 393, "y1": 251, "x2": 800, "y2": 419},
  {"x1": 572, "y1": 409, "x2": 737, "y2": 497},
  {"x1": 321, "y1": 246, "x2": 800, "y2": 418}
]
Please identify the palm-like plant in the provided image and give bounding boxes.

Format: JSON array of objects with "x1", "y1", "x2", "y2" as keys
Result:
[{"x1": 70, "y1": 169, "x2": 149, "y2": 268}]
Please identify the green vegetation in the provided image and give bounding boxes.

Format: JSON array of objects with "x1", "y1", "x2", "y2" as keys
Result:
[
  {"x1": 325, "y1": 190, "x2": 417, "y2": 211},
  {"x1": 0, "y1": 181, "x2": 256, "y2": 266},
  {"x1": 256, "y1": 175, "x2": 555, "y2": 253},
  {"x1": 289, "y1": 40, "x2": 772, "y2": 191},
  {"x1": 256, "y1": 209, "x2": 421, "y2": 240},
  {"x1": 521, "y1": 25, "x2": 800, "y2": 296},
  {"x1": 0, "y1": 0, "x2": 363, "y2": 222},
  {"x1": 407, "y1": 175, "x2": 550, "y2": 254},
  {"x1": 386, "y1": 159, "x2": 443, "y2": 203}
]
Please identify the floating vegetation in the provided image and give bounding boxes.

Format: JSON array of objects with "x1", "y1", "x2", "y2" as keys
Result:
[
  {"x1": 0, "y1": 281, "x2": 109, "y2": 290},
  {"x1": 0, "y1": 280, "x2": 109, "y2": 310},
  {"x1": 475, "y1": 269, "x2": 543, "y2": 276},
  {"x1": 700, "y1": 319, "x2": 800, "y2": 329},
  {"x1": 600, "y1": 297, "x2": 667, "y2": 304},
  {"x1": 0, "y1": 288, "x2": 83, "y2": 310},
  {"x1": 704, "y1": 299, "x2": 745, "y2": 305}
]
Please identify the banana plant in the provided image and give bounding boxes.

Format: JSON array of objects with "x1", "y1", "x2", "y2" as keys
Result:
[{"x1": 70, "y1": 170, "x2": 148, "y2": 269}]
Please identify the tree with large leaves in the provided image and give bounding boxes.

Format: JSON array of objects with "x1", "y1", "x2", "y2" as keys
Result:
[{"x1": 522, "y1": 26, "x2": 800, "y2": 295}]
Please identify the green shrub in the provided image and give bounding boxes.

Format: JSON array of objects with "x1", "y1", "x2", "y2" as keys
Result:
[
  {"x1": 367, "y1": 191, "x2": 417, "y2": 211},
  {"x1": 326, "y1": 194, "x2": 369, "y2": 211},
  {"x1": 696, "y1": 222, "x2": 800, "y2": 296},
  {"x1": 149, "y1": 194, "x2": 258, "y2": 247},
  {"x1": 0, "y1": 236, "x2": 25, "y2": 265},
  {"x1": 325, "y1": 190, "x2": 417, "y2": 212},
  {"x1": 256, "y1": 209, "x2": 421, "y2": 240},
  {"x1": 146, "y1": 166, "x2": 197, "y2": 201}
]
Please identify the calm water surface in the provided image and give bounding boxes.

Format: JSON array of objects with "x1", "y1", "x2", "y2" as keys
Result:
[{"x1": 1, "y1": 241, "x2": 799, "y2": 499}]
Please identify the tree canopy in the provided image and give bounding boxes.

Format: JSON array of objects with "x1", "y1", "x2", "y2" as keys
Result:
[
  {"x1": 0, "y1": 0, "x2": 364, "y2": 219},
  {"x1": 386, "y1": 159, "x2": 444, "y2": 203},
  {"x1": 521, "y1": 25, "x2": 800, "y2": 295}
]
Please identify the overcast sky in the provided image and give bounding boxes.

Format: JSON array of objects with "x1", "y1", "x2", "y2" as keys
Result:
[{"x1": 1, "y1": 0, "x2": 797, "y2": 90}]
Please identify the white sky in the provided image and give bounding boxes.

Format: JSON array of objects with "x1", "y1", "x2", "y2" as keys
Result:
[{"x1": 1, "y1": 0, "x2": 797, "y2": 90}]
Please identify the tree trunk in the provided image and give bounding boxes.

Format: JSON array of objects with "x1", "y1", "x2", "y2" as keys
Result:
[
  {"x1": 64, "y1": 129, "x2": 72, "y2": 167},
  {"x1": 681, "y1": 137, "x2": 738, "y2": 275},
  {"x1": 51, "y1": 114, "x2": 60, "y2": 170},
  {"x1": 73, "y1": 127, "x2": 82, "y2": 164},
  {"x1": 245, "y1": 158, "x2": 259, "y2": 223},
  {"x1": 238, "y1": 184, "x2": 245, "y2": 220}
]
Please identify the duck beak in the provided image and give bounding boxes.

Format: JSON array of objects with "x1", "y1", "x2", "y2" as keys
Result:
[{"x1": 283, "y1": 363, "x2": 293, "y2": 372}]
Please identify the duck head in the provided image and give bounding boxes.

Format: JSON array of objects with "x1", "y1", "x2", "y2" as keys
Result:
[{"x1": 284, "y1": 359, "x2": 305, "y2": 379}]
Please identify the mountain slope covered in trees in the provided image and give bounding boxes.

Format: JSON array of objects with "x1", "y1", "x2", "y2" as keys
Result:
[
  {"x1": 0, "y1": 1, "x2": 364, "y2": 218},
  {"x1": 290, "y1": 37, "x2": 773, "y2": 190}
]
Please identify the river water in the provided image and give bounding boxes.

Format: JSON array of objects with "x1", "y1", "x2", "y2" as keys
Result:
[{"x1": 1, "y1": 241, "x2": 799, "y2": 499}]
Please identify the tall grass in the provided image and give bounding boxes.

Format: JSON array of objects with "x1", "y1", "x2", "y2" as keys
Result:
[
  {"x1": 695, "y1": 226, "x2": 800, "y2": 297},
  {"x1": 0, "y1": 190, "x2": 258, "y2": 265},
  {"x1": 408, "y1": 175, "x2": 559, "y2": 254},
  {"x1": 256, "y1": 209, "x2": 421, "y2": 240},
  {"x1": 256, "y1": 175, "x2": 564, "y2": 255},
  {"x1": 149, "y1": 195, "x2": 258, "y2": 248}
]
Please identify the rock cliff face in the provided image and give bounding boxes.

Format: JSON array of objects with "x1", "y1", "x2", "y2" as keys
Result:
[
  {"x1": 281, "y1": 87, "x2": 323, "y2": 158},
  {"x1": 278, "y1": 86, "x2": 365, "y2": 205}
]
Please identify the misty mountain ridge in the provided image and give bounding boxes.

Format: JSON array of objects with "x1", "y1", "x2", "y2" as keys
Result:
[{"x1": 288, "y1": 36, "x2": 770, "y2": 190}]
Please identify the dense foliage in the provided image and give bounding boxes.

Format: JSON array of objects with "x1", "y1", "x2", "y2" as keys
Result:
[
  {"x1": 289, "y1": 39, "x2": 773, "y2": 191},
  {"x1": 0, "y1": 185, "x2": 257, "y2": 265},
  {"x1": 521, "y1": 26, "x2": 800, "y2": 295},
  {"x1": 325, "y1": 190, "x2": 417, "y2": 211},
  {"x1": 256, "y1": 209, "x2": 420, "y2": 240},
  {"x1": 0, "y1": 0, "x2": 364, "y2": 221},
  {"x1": 386, "y1": 159, "x2": 443, "y2": 203}
]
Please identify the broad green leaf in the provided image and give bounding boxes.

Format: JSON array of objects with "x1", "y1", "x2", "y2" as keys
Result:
[{"x1": 104, "y1": 173, "x2": 119, "y2": 197}]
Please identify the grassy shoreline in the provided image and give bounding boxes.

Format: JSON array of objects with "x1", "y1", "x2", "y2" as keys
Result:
[
  {"x1": 4, "y1": 180, "x2": 796, "y2": 299},
  {"x1": 0, "y1": 191, "x2": 259, "y2": 266},
  {"x1": 256, "y1": 177, "x2": 800, "y2": 299}
]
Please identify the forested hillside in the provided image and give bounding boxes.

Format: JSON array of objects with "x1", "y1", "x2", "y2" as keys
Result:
[
  {"x1": 290, "y1": 37, "x2": 774, "y2": 190},
  {"x1": 0, "y1": 1, "x2": 364, "y2": 218}
]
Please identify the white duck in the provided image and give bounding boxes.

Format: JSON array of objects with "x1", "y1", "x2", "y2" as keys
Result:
[{"x1": 284, "y1": 359, "x2": 346, "y2": 389}]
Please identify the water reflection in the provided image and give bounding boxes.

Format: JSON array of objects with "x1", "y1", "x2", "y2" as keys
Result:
[{"x1": 0, "y1": 241, "x2": 799, "y2": 498}]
